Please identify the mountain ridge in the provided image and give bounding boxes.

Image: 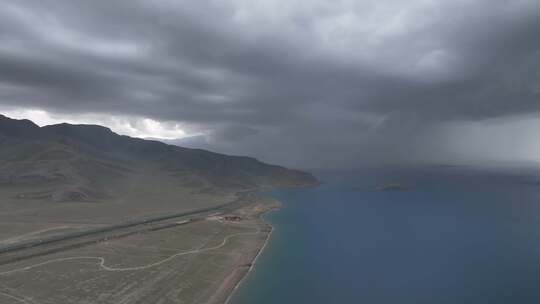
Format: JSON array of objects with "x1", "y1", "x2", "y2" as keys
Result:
[{"x1": 0, "y1": 114, "x2": 318, "y2": 202}]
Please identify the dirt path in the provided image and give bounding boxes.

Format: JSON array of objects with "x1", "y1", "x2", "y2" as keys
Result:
[
  {"x1": 0, "y1": 226, "x2": 71, "y2": 245},
  {"x1": 0, "y1": 228, "x2": 259, "y2": 275},
  {"x1": 0, "y1": 290, "x2": 34, "y2": 304}
]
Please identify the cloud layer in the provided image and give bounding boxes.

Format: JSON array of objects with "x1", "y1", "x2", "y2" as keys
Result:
[{"x1": 1, "y1": 0, "x2": 540, "y2": 168}]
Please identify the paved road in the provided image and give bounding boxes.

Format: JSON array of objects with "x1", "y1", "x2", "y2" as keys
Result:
[{"x1": 0, "y1": 195, "x2": 250, "y2": 256}]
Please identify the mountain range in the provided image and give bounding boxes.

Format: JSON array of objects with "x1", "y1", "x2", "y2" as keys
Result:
[{"x1": 0, "y1": 114, "x2": 317, "y2": 202}]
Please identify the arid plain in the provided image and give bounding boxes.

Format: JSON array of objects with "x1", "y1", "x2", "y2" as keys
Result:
[{"x1": 0, "y1": 193, "x2": 279, "y2": 304}]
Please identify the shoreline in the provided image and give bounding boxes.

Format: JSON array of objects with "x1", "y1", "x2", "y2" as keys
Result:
[
  {"x1": 212, "y1": 199, "x2": 280, "y2": 304},
  {"x1": 224, "y1": 218, "x2": 274, "y2": 304},
  {"x1": 0, "y1": 192, "x2": 288, "y2": 303}
]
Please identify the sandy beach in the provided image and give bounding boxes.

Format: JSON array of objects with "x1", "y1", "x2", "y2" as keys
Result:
[
  {"x1": 212, "y1": 198, "x2": 280, "y2": 304},
  {"x1": 218, "y1": 202, "x2": 280, "y2": 304}
]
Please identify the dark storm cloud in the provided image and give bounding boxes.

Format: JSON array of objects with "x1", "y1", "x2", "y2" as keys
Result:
[{"x1": 1, "y1": 0, "x2": 540, "y2": 167}]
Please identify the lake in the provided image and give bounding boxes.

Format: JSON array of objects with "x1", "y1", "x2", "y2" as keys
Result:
[{"x1": 231, "y1": 166, "x2": 540, "y2": 304}]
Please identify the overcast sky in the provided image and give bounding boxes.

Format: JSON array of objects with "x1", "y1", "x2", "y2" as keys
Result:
[{"x1": 1, "y1": 0, "x2": 540, "y2": 168}]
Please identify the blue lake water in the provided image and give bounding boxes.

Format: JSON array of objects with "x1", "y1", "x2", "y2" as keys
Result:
[{"x1": 230, "y1": 166, "x2": 540, "y2": 304}]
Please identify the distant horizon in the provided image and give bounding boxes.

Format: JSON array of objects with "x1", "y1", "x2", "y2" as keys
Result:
[{"x1": 5, "y1": 112, "x2": 540, "y2": 172}]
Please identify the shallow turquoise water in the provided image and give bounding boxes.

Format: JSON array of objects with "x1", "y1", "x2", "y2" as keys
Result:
[{"x1": 230, "y1": 167, "x2": 540, "y2": 304}]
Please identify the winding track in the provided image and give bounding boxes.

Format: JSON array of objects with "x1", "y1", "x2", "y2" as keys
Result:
[
  {"x1": 0, "y1": 290, "x2": 33, "y2": 304},
  {"x1": 0, "y1": 227, "x2": 260, "y2": 276}
]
